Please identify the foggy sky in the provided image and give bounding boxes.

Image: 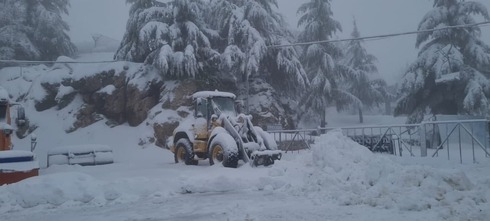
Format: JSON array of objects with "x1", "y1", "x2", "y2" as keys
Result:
[{"x1": 65, "y1": 0, "x2": 490, "y2": 85}]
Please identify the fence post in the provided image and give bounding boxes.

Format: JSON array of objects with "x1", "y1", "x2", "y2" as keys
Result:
[{"x1": 420, "y1": 123, "x2": 427, "y2": 157}]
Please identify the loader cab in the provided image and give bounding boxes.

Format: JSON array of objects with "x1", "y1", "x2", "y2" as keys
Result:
[{"x1": 193, "y1": 91, "x2": 238, "y2": 121}]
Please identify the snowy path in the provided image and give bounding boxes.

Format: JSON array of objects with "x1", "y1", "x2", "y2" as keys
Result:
[
  {"x1": 3, "y1": 185, "x2": 438, "y2": 221},
  {"x1": 2, "y1": 126, "x2": 489, "y2": 221}
]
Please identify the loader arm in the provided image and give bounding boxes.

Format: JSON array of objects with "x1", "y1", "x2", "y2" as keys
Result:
[
  {"x1": 211, "y1": 99, "x2": 281, "y2": 166},
  {"x1": 220, "y1": 115, "x2": 249, "y2": 163}
]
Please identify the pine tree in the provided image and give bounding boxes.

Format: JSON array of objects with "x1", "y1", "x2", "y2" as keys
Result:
[
  {"x1": 28, "y1": 0, "x2": 77, "y2": 60},
  {"x1": 297, "y1": 0, "x2": 357, "y2": 128},
  {"x1": 208, "y1": 0, "x2": 308, "y2": 96},
  {"x1": 343, "y1": 20, "x2": 387, "y2": 123},
  {"x1": 395, "y1": 0, "x2": 490, "y2": 123},
  {"x1": 0, "y1": 0, "x2": 75, "y2": 61},
  {"x1": 0, "y1": 0, "x2": 37, "y2": 60},
  {"x1": 115, "y1": 0, "x2": 220, "y2": 79}
]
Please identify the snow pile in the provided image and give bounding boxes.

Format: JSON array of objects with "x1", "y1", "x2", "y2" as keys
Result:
[
  {"x1": 302, "y1": 130, "x2": 489, "y2": 220},
  {"x1": 0, "y1": 173, "x2": 106, "y2": 212},
  {"x1": 0, "y1": 172, "x2": 170, "y2": 213}
]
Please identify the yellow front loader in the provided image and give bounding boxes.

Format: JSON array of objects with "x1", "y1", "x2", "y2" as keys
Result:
[{"x1": 169, "y1": 91, "x2": 281, "y2": 168}]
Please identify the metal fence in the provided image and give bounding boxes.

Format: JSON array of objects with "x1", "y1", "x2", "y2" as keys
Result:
[
  {"x1": 267, "y1": 119, "x2": 490, "y2": 164},
  {"x1": 268, "y1": 129, "x2": 317, "y2": 152}
]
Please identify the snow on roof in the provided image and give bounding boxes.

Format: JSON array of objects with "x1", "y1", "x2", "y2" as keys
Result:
[
  {"x1": 435, "y1": 72, "x2": 460, "y2": 84},
  {"x1": 192, "y1": 91, "x2": 236, "y2": 99},
  {"x1": 0, "y1": 122, "x2": 13, "y2": 131},
  {"x1": 0, "y1": 160, "x2": 39, "y2": 172},
  {"x1": 0, "y1": 86, "x2": 9, "y2": 102},
  {"x1": 0, "y1": 150, "x2": 34, "y2": 159},
  {"x1": 48, "y1": 144, "x2": 112, "y2": 155}
]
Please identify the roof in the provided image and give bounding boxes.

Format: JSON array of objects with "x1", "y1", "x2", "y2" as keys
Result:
[
  {"x1": 0, "y1": 87, "x2": 9, "y2": 103},
  {"x1": 192, "y1": 90, "x2": 236, "y2": 99}
]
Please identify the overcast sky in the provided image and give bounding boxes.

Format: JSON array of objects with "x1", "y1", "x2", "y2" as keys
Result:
[{"x1": 65, "y1": 0, "x2": 490, "y2": 85}]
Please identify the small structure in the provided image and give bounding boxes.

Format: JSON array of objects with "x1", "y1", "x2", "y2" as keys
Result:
[
  {"x1": 47, "y1": 144, "x2": 114, "y2": 167},
  {"x1": 0, "y1": 151, "x2": 39, "y2": 185}
]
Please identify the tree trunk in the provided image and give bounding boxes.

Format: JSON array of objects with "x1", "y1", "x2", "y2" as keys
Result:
[
  {"x1": 385, "y1": 101, "x2": 391, "y2": 115},
  {"x1": 358, "y1": 107, "x2": 364, "y2": 124},
  {"x1": 320, "y1": 109, "x2": 326, "y2": 134}
]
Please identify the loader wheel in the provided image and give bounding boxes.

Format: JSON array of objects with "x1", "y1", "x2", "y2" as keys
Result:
[
  {"x1": 209, "y1": 133, "x2": 239, "y2": 168},
  {"x1": 174, "y1": 139, "x2": 198, "y2": 165}
]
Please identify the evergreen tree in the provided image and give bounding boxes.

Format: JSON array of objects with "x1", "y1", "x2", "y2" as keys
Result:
[
  {"x1": 28, "y1": 0, "x2": 77, "y2": 60},
  {"x1": 395, "y1": 0, "x2": 490, "y2": 123},
  {"x1": 208, "y1": 0, "x2": 308, "y2": 96},
  {"x1": 0, "y1": 0, "x2": 75, "y2": 61},
  {"x1": 115, "y1": 0, "x2": 220, "y2": 79},
  {"x1": 343, "y1": 20, "x2": 387, "y2": 123},
  {"x1": 0, "y1": 0, "x2": 37, "y2": 60},
  {"x1": 297, "y1": 0, "x2": 357, "y2": 128}
]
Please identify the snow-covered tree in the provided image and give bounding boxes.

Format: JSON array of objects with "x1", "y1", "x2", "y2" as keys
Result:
[
  {"x1": 297, "y1": 0, "x2": 357, "y2": 128},
  {"x1": 115, "y1": 0, "x2": 220, "y2": 79},
  {"x1": 0, "y1": 0, "x2": 75, "y2": 61},
  {"x1": 343, "y1": 20, "x2": 387, "y2": 123},
  {"x1": 28, "y1": 0, "x2": 77, "y2": 60},
  {"x1": 395, "y1": 0, "x2": 490, "y2": 123},
  {"x1": 207, "y1": 0, "x2": 309, "y2": 96}
]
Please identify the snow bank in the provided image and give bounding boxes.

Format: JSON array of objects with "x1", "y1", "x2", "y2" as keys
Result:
[
  {"x1": 0, "y1": 172, "x2": 105, "y2": 211},
  {"x1": 302, "y1": 130, "x2": 489, "y2": 220},
  {"x1": 0, "y1": 86, "x2": 9, "y2": 101},
  {"x1": 0, "y1": 172, "x2": 170, "y2": 213}
]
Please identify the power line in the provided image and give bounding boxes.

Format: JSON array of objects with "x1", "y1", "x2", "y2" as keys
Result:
[
  {"x1": 269, "y1": 21, "x2": 490, "y2": 48},
  {"x1": 0, "y1": 60, "x2": 119, "y2": 65},
  {"x1": 1, "y1": 21, "x2": 488, "y2": 65}
]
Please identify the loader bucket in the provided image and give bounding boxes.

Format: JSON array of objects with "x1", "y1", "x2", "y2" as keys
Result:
[{"x1": 250, "y1": 150, "x2": 282, "y2": 167}]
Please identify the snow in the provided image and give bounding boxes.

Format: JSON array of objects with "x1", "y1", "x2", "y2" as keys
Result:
[
  {"x1": 55, "y1": 85, "x2": 75, "y2": 101},
  {"x1": 47, "y1": 145, "x2": 112, "y2": 155},
  {"x1": 0, "y1": 160, "x2": 39, "y2": 172},
  {"x1": 192, "y1": 91, "x2": 236, "y2": 99},
  {"x1": 0, "y1": 86, "x2": 9, "y2": 101},
  {"x1": 0, "y1": 151, "x2": 39, "y2": 172},
  {"x1": 209, "y1": 133, "x2": 238, "y2": 158},
  {"x1": 96, "y1": 85, "x2": 115, "y2": 95},
  {"x1": 0, "y1": 122, "x2": 13, "y2": 131},
  {"x1": 1, "y1": 54, "x2": 490, "y2": 220},
  {"x1": 1, "y1": 122, "x2": 488, "y2": 220},
  {"x1": 0, "y1": 150, "x2": 34, "y2": 159},
  {"x1": 435, "y1": 72, "x2": 461, "y2": 84}
]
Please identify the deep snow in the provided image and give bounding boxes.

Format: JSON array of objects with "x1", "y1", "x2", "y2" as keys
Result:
[
  {"x1": 1, "y1": 54, "x2": 489, "y2": 220},
  {"x1": 1, "y1": 126, "x2": 489, "y2": 221}
]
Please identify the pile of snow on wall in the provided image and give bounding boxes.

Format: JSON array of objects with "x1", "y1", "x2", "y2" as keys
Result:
[{"x1": 302, "y1": 130, "x2": 488, "y2": 220}]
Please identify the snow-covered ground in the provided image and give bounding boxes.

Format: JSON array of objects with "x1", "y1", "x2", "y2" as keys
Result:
[
  {"x1": 1, "y1": 54, "x2": 489, "y2": 220},
  {"x1": 1, "y1": 118, "x2": 489, "y2": 220}
]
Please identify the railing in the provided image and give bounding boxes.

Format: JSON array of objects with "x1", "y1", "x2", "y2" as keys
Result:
[
  {"x1": 267, "y1": 119, "x2": 490, "y2": 164},
  {"x1": 267, "y1": 129, "x2": 317, "y2": 152},
  {"x1": 420, "y1": 119, "x2": 490, "y2": 164}
]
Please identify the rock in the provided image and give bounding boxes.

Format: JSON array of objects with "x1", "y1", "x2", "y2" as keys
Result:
[
  {"x1": 125, "y1": 80, "x2": 163, "y2": 126},
  {"x1": 161, "y1": 79, "x2": 197, "y2": 110},
  {"x1": 70, "y1": 70, "x2": 116, "y2": 93},
  {"x1": 153, "y1": 121, "x2": 179, "y2": 148},
  {"x1": 34, "y1": 82, "x2": 59, "y2": 111},
  {"x1": 67, "y1": 104, "x2": 103, "y2": 133},
  {"x1": 56, "y1": 91, "x2": 77, "y2": 110}
]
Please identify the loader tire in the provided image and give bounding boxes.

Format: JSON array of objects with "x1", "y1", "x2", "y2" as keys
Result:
[
  {"x1": 174, "y1": 139, "x2": 198, "y2": 165},
  {"x1": 209, "y1": 133, "x2": 239, "y2": 168}
]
